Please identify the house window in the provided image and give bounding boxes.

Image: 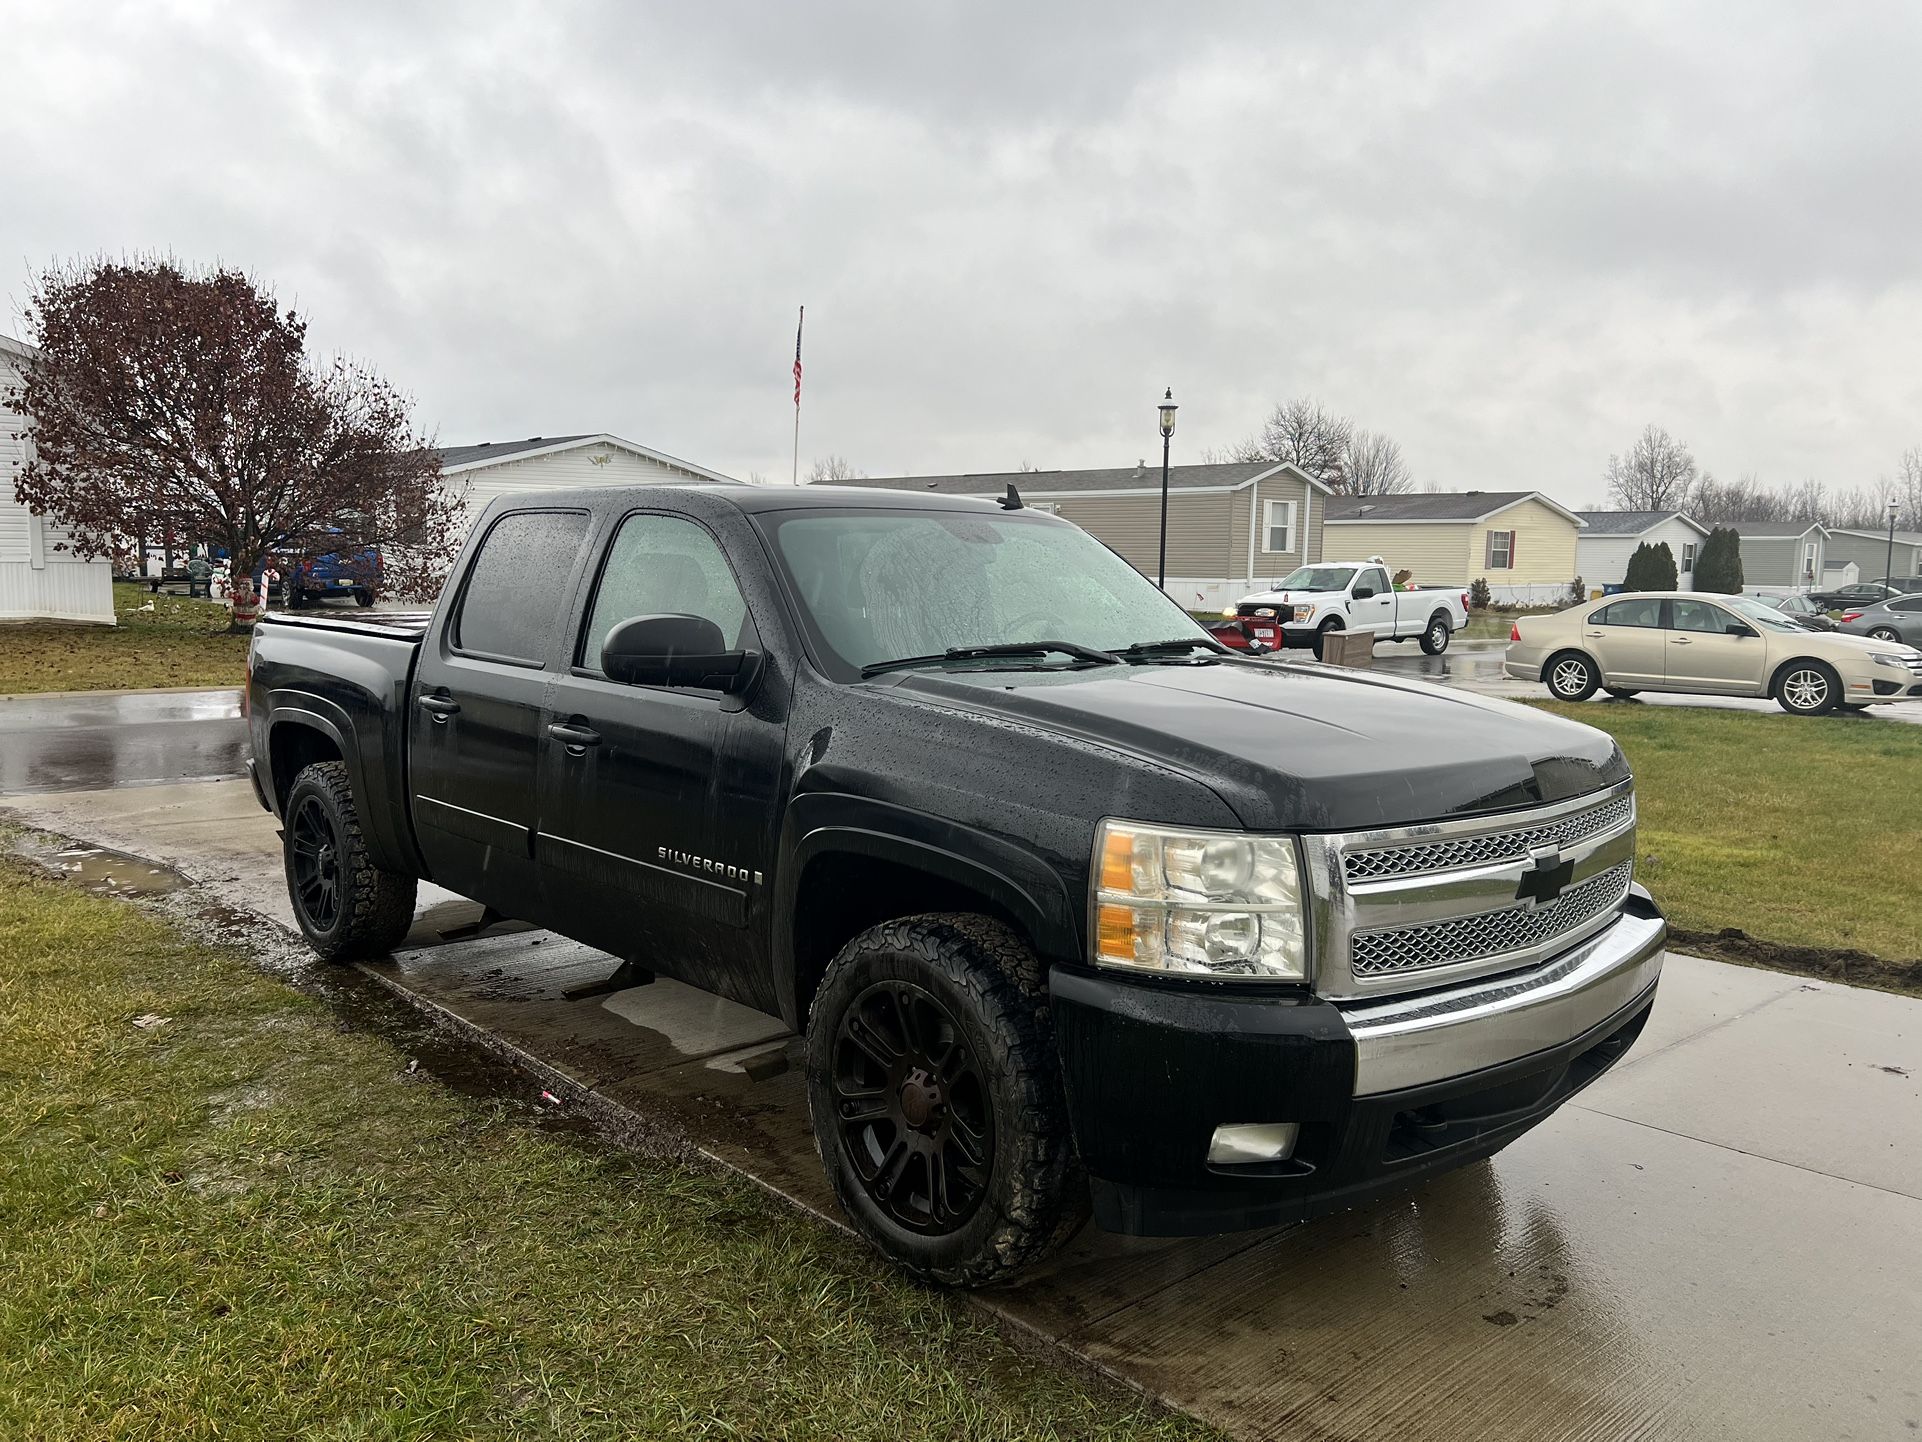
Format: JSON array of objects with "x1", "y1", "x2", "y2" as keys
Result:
[
  {"x1": 1802, "y1": 542, "x2": 1817, "y2": 582},
  {"x1": 1682, "y1": 542, "x2": 1697, "y2": 573},
  {"x1": 1263, "y1": 500, "x2": 1295, "y2": 553},
  {"x1": 1486, "y1": 529, "x2": 1516, "y2": 570}
]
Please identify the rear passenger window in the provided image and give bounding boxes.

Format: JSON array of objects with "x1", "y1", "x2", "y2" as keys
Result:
[
  {"x1": 1592, "y1": 598, "x2": 1662, "y2": 628},
  {"x1": 578, "y1": 513, "x2": 751, "y2": 671},
  {"x1": 452, "y1": 510, "x2": 590, "y2": 663}
]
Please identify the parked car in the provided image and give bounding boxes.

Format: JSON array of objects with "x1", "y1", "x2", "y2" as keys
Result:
[
  {"x1": 1868, "y1": 576, "x2": 1922, "y2": 595},
  {"x1": 1505, "y1": 590, "x2": 1922, "y2": 714},
  {"x1": 1808, "y1": 581, "x2": 1901, "y2": 611},
  {"x1": 1751, "y1": 591, "x2": 1838, "y2": 631},
  {"x1": 248, "y1": 484, "x2": 1667, "y2": 1285},
  {"x1": 1836, "y1": 594, "x2": 1922, "y2": 646},
  {"x1": 1234, "y1": 561, "x2": 1470, "y2": 657},
  {"x1": 287, "y1": 544, "x2": 381, "y2": 607}
]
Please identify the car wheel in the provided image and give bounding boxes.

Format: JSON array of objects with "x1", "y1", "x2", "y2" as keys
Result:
[
  {"x1": 354, "y1": 588, "x2": 374, "y2": 607},
  {"x1": 282, "y1": 760, "x2": 418, "y2": 960},
  {"x1": 1545, "y1": 651, "x2": 1600, "y2": 701},
  {"x1": 1312, "y1": 619, "x2": 1344, "y2": 660},
  {"x1": 1774, "y1": 661, "x2": 1840, "y2": 716},
  {"x1": 1419, "y1": 613, "x2": 1452, "y2": 655},
  {"x1": 1868, "y1": 626, "x2": 1900, "y2": 642},
  {"x1": 806, "y1": 913, "x2": 1086, "y2": 1287},
  {"x1": 1603, "y1": 687, "x2": 1639, "y2": 700}
]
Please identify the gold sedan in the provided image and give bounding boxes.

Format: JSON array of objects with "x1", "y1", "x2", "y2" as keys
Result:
[{"x1": 1503, "y1": 591, "x2": 1922, "y2": 715}]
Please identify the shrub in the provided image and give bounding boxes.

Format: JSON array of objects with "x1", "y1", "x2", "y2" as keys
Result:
[
  {"x1": 1695, "y1": 527, "x2": 1745, "y2": 593},
  {"x1": 1568, "y1": 575, "x2": 1586, "y2": 603},
  {"x1": 1469, "y1": 577, "x2": 1492, "y2": 610}
]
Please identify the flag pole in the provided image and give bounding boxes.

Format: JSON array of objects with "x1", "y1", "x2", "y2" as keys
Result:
[{"x1": 791, "y1": 304, "x2": 805, "y2": 485}]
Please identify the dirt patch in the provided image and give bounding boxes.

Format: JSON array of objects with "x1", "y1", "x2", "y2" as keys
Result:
[{"x1": 1671, "y1": 927, "x2": 1922, "y2": 999}]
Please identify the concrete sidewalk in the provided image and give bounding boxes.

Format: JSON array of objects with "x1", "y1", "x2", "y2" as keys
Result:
[{"x1": 6, "y1": 778, "x2": 1919, "y2": 1441}]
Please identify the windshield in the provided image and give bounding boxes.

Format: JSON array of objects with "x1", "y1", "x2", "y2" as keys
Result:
[
  {"x1": 1726, "y1": 596, "x2": 1805, "y2": 633},
  {"x1": 1271, "y1": 566, "x2": 1356, "y2": 591},
  {"x1": 759, "y1": 509, "x2": 1212, "y2": 679}
]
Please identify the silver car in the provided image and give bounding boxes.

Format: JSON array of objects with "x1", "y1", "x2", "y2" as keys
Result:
[
  {"x1": 1504, "y1": 590, "x2": 1922, "y2": 714},
  {"x1": 1836, "y1": 594, "x2": 1922, "y2": 646}
]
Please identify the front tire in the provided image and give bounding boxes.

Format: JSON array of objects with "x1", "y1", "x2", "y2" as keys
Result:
[
  {"x1": 1545, "y1": 651, "x2": 1600, "y2": 701},
  {"x1": 1603, "y1": 687, "x2": 1640, "y2": 700},
  {"x1": 1419, "y1": 613, "x2": 1452, "y2": 655},
  {"x1": 805, "y1": 914, "x2": 1086, "y2": 1287},
  {"x1": 1775, "y1": 661, "x2": 1841, "y2": 715},
  {"x1": 282, "y1": 760, "x2": 417, "y2": 960},
  {"x1": 1312, "y1": 618, "x2": 1344, "y2": 660}
]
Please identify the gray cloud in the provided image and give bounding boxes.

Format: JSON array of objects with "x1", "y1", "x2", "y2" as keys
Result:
[{"x1": 5, "y1": 0, "x2": 1921, "y2": 499}]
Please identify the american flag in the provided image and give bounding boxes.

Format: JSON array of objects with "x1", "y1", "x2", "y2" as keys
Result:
[{"x1": 793, "y1": 305, "x2": 804, "y2": 407}]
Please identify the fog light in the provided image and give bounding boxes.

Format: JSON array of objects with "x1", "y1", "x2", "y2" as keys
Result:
[{"x1": 1206, "y1": 1122, "x2": 1299, "y2": 1165}]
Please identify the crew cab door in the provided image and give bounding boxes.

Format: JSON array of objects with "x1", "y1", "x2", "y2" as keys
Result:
[
  {"x1": 536, "y1": 510, "x2": 787, "y2": 1009},
  {"x1": 409, "y1": 508, "x2": 595, "y2": 922},
  {"x1": 1349, "y1": 566, "x2": 1396, "y2": 634},
  {"x1": 1664, "y1": 597, "x2": 1768, "y2": 694},
  {"x1": 1580, "y1": 596, "x2": 1667, "y2": 686}
]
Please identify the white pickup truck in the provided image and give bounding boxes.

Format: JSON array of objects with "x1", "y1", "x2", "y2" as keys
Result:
[{"x1": 1234, "y1": 560, "x2": 1471, "y2": 658}]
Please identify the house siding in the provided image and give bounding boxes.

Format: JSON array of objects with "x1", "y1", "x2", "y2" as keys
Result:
[
  {"x1": 1230, "y1": 471, "x2": 1323, "y2": 588},
  {"x1": 1319, "y1": 521, "x2": 1471, "y2": 586},
  {"x1": 446, "y1": 443, "x2": 717, "y2": 518},
  {"x1": 1824, "y1": 530, "x2": 1922, "y2": 582},
  {"x1": 1468, "y1": 498, "x2": 1578, "y2": 601},
  {"x1": 0, "y1": 344, "x2": 114, "y2": 623},
  {"x1": 1046, "y1": 489, "x2": 1240, "y2": 581},
  {"x1": 1577, "y1": 517, "x2": 1706, "y2": 590},
  {"x1": 1735, "y1": 532, "x2": 1825, "y2": 589}
]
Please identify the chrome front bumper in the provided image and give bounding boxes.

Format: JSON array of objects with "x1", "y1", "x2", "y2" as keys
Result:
[{"x1": 1340, "y1": 895, "x2": 1665, "y2": 1095}]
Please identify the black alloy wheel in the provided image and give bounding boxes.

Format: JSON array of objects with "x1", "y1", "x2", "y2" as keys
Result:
[
  {"x1": 289, "y1": 793, "x2": 343, "y2": 932},
  {"x1": 830, "y1": 980, "x2": 992, "y2": 1235}
]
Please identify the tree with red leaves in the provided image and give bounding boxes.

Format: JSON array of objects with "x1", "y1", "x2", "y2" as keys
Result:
[{"x1": 6, "y1": 258, "x2": 460, "y2": 623}]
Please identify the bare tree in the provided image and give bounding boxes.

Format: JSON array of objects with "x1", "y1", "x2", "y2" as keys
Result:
[
  {"x1": 8, "y1": 257, "x2": 457, "y2": 618},
  {"x1": 1899, "y1": 447, "x2": 1922, "y2": 530},
  {"x1": 1604, "y1": 425, "x2": 1698, "y2": 511},
  {"x1": 1222, "y1": 397, "x2": 1352, "y2": 489},
  {"x1": 1341, "y1": 430, "x2": 1411, "y2": 495},
  {"x1": 805, "y1": 454, "x2": 859, "y2": 484}
]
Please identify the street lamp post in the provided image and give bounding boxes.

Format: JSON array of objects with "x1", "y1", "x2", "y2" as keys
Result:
[
  {"x1": 1887, "y1": 498, "x2": 1901, "y2": 592},
  {"x1": 1156, "y1": 388, "x2": 1178, "y2": 590}
]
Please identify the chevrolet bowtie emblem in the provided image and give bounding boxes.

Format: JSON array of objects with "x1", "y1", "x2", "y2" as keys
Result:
[{"x1": 1515, "y1": 846, "x2": 1575, "y2": 907}]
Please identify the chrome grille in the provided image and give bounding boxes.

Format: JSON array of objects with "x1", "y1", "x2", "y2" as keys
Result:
[
  {"x1": 1350, "y1": 862, "x2": 1634, "y2": 978},
  {"x1": 1343, "y1": 794, "x2": 1634, "y2": 883}
]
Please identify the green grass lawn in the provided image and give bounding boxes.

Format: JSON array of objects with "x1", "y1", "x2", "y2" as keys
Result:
[
  {"x1": 0, "y1": 583, "x2": 248, "y2": 695},
  {"x1": 0, "y1": 855, "x2": 1206, "y2": 1442},
  {"x1": 1534, "y1": 701, "x2": 1922, "y2": 967}
]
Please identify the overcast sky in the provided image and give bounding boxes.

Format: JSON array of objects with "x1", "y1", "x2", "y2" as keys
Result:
[{"x1": 5, "y1": 1, "x2": 1920, "y2": 502}]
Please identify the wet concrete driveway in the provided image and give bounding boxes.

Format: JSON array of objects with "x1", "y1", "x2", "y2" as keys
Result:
[
  {"x1": 0, "y1": 687, "x2": 247, "y2": 793},
  {"x1": 5, "y1": 778, "x2": 1919, "y2": 1441}
]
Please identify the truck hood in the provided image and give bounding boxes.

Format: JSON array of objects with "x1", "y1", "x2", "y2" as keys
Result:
[{"x1": 892, "y1": 659, "x2": 1626, "y2": 832}]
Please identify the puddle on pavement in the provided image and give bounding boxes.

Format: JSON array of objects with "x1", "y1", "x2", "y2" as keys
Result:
[{"x1": 44, "y1": 846, "x2": 185, "y2": 897}]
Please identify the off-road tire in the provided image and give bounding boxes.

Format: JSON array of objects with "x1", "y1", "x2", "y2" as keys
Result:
[
  {"x1": 1312, "y1": 618, "x2": 1344, "y2": 661},
  {"x1": 1419, "y1": 612, "x2": 1452, "y2": 655},
  {"x1": 1774, "y1": 660, "x2": 1840, "y2": 716},
  {"x1": 282, "y1": 760, "x2": 417, "y2": 961},
  {"x1": 1545, "y1": 650, "x2": 1600, "y2": 702},
  {"x1": 805, "y1": 913, "x2": 1087, "y2": 1287},
  {"x1": 1603, "y1": 687, "x2": 1639, "y2": 700}
]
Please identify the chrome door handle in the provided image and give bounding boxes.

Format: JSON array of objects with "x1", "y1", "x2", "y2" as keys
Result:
[
  {"x1": 417, "y1": 695, "x2": 460, "y2": 719},
  {"x1": 547, "y1": 722, "x2": 602, "y2": 750},
  {"x1": 1583, "y1": 631, "x2": 1605, "y2": 638},
  {"x1": 1670, "y1": 638, "x2": 1692, "y2": 646}
]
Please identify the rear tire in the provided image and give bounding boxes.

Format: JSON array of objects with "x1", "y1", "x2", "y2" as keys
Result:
[
  {"x1": 1774, "y1": 660, "x2": 1840, "y2": 716},
  {"x1": 1868, "y1": 626, "x2": 1900, "y2": 642},
  {"x1": 1545, "y1": 651, "x2": 1600, "y2": 701},
  {"x1": 805, "y1": 913, "x2": 1086, "y2": 1287},
  {"x1": 1419, "y1": 613, "x2": 1452, "y2": 655},
  {"x1": 282, "y1": 760, "x2": 417, "y2": 960},
  {"x1": 354, "y1": 588, "x2": 375, "y2": 607}
]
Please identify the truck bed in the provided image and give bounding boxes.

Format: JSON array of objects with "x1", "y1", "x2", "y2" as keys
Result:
[{"x1": 256, "y1": 610, "x2": 434, "y2": 639}]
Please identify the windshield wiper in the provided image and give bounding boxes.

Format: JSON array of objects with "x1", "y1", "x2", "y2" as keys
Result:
[
  {"x1": 1113, "y1": 637, "x2": 1227, "y2": 659},
  {"x1": 859, "y1": 641, "x2": 1122, "y2": 678}
]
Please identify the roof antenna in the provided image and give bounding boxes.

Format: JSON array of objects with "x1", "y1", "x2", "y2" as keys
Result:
[{"x1": 998, "y1": 482, "x2": 1024, "y2": 510}]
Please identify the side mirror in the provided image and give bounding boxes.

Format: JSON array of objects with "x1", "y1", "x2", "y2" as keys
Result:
[
  {"x1": 1726, "y1": 623, "x2": 1757, "y2": 638},
  {"x1": 1353, "y1": 586, "x2": 1375, "y2": 600},
  {"x1": 600, "y1": 614, "x2": 755, "y2": 692}
]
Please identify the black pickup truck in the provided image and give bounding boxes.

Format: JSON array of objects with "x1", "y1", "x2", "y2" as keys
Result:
[{"x1": 245, "y1": 483, "x2": 1665, "y2": 1285}]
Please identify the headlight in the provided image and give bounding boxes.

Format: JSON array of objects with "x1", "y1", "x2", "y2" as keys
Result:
[
  {"x1": 1870, "y1": 652, "x2": 1913, "y2": 668},
  {"x1": 1092, "y1": 820, "x2": 1309, "y2": 981}
]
